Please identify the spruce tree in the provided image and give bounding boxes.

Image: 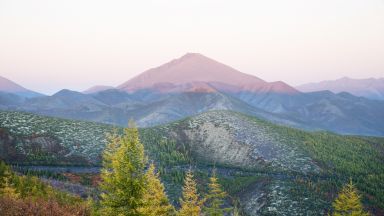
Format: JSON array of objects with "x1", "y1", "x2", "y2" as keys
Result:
[
  {"x1": 204, "y1": 169, "x2": 232, "y2": 216},
  {"x1": 139, "y1": 163, "x2": 175, "y2": 216},
  {"x1": 178, "y1": 169, "x2": 203, "y2": 216},
  {"x1": 332, "y1": 179, "x2": 370, "y2": 216},
  {"x1": 100, "y1": 122, "x2": 147, "y2": 216}
]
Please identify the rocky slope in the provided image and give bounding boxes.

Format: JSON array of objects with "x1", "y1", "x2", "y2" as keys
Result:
[{"x1": 165, "y1": 111, "x2": 320, "y2": 173}]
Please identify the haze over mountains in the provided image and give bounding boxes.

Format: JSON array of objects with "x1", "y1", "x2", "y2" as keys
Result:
[
  {"x1": 297, "y1": 77, "x2": 384, "y2": 101},
  {"x1": 1, "y1": 53, "x2": 384, "y2": 136}
]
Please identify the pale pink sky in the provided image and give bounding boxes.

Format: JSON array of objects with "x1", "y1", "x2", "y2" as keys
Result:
[{"x1": 0, "y1": 0, "x2": 383, "y2": 94}]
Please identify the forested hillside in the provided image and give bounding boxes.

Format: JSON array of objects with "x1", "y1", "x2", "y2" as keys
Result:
[{"x1": 0, "y1": 110, "x2": 383, "y2": 215}]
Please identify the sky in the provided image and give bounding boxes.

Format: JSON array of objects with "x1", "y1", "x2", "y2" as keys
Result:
[{"x1": 0, "y1": 0, "x2": 383, "y2": 95}]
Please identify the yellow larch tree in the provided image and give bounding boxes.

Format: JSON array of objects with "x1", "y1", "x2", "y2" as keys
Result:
[
  {"x1": 178, "y1": 169, "x2": 203, "y2": 216},
  {"x1": 139, "y1": 163, "x2": 175, "y2": 216},
  {"x1": 332, "y1": 179, "x2": 370, "y2": 216}
]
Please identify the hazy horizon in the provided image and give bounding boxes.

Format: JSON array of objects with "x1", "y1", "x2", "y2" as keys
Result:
[{"x1": 1, "y1": 0, "x2": 383, "y2": 94}]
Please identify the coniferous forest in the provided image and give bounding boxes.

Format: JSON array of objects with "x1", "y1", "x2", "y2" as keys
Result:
[{"x1": 0, "y1": 110, "x2": 383, "y2": 215}]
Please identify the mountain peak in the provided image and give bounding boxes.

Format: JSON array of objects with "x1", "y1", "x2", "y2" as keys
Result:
[
  {"x1": 53, "y1": 89, "x2": 82, "y2": 97},
  {"x1": 118, "y1": 53, "x2": 266, "y2": 92},
  {"x1": 163, "y1": 52, "x2": 223, "y2": 70},
  {"x1": 180, "y1": 52, "x2": 204, "y2": 58}
]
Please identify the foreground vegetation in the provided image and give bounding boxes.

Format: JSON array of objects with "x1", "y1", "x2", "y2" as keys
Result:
[
  {"x1": 0, "y1": 125, "x2": 371, "y2": 215},
  {"x1": 0, "y1": 110, "x2": 382, "y2": 214},
  {"x1": 0, "y1": 160, "x2": 89, "y2": 215}
]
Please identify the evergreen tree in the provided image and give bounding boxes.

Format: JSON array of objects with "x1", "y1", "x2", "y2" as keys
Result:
[
  {"x1": 139, "y1": 163, "x2": 175, "y2": 216},
  {"x1": 332, "y1": 180, "x2": 370, "y2": 216},
  {"x1": 178, "y1": 169, "x2": 203, "y2": 216},
  {"x1": 204, "y1": 169, "x2": 232, "y2": 216},
  {"x1": 100, "y1": 122, "x2": 147, "y2": 216}
]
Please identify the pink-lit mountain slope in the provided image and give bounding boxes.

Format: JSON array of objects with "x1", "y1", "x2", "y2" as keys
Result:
[{"x1": 117, "y1": 53, "x2": 298, "y2": 94}]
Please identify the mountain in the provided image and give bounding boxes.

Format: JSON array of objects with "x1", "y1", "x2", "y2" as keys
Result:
[
  {"x1": 17, "y1": 88, "x2": 286, "y2": 128},
  {"x1": 1, "y1": 110, "x2": 383, "y2": 214},
  {"x1": 20, "y1": 89, "x2": 118, "y2": 124},
  {"x1": 82, "y1": 85, "x2": 115, "y2": 94},
  {"x1": 26, "y1": 89, "x2": 105, "y2": 110},
  {"x1": 297, "y1": 77, "x2": 384, "y2": 100},
  {"x1": 117, "y1": 53, "x2": 384, "y2": 135},
  {"x1": 0, "y1": 75, "x2": 44, "y2": 98},
  {"x1": 117, "y1": 53, "x2": 298, "y2": 94},
  {"x1": 0, "y1": 54, "x2": 384, "y2": 136}
]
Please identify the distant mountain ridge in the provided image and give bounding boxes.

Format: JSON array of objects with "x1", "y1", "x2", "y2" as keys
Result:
[
  {"x1": 297, "y1": 77, "x2": 384, "y2": 100},
  {"x1": 0, "y1": 76, "x2": 44, "y2": 98},
  {"x1": 1, "y1": 54, "x2": 384, "y2": 136}
]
